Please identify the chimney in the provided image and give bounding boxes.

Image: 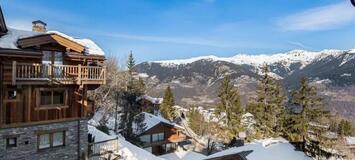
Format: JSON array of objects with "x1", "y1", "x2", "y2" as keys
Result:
[{"x1": 32, "y1": 20, "x2": 47, "y2": 32}]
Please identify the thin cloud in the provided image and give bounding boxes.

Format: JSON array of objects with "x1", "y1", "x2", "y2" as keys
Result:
[
  {"x1": 97, "y1": 32, "x2": 232, "y2": 48},
  {"x1": 278, "y1": 1, "x2": 355, "y2": 31},
  {"x1": 287, "y1": 41, "x2": 317, "y2": 50}
]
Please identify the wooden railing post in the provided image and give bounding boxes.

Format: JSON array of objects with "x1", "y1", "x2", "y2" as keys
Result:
[
  {"x1": 12, "y1": 61, "x2": 16, "y2": 85},
  {"x1": 78, "y1": 64, "x2": 81, "y2": 85},
  {"x1": 103, "y1": 66, "x2": 107, "y2": 85}
]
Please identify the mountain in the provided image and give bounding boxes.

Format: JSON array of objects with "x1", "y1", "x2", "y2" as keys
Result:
[{"x1": 135, "y1": 48, "x2": 355, "y2": 119}]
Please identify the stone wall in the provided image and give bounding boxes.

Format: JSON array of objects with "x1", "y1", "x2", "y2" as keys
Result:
[{"x1": 0, "y1": 119, "x2": 88, "y2": 160}]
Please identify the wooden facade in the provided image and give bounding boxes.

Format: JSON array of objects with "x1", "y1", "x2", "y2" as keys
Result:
[
  {"x1": 140, "y1": 122, "x2": 187, "y2": 155},
  {"x1": 0, "y1": 24, "x2": 105, "y2": 129}
]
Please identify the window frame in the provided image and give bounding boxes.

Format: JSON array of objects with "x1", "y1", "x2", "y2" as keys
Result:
[
  {"x1": 6, "y1": 137, "x2": 17, "y2": 149},
  {"x1": 37, "y1": 131, "x2": 66, "y2": 150},
  {"x1": 152, "y1": 132, "x2": 165, "y2": 142},
  {"x1": 36, "y1": 88, "x2": 68, "y2": 109}
]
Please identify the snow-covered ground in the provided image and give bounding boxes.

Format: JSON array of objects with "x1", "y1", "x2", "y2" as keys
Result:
[
  {"x1": 89, "y1": 125, "x2": 311, "y2": 160},
  {"x1": 207, "y1": 138, "x2": 311, "y2": 160},
  {"x1": 159, "y1": 150, "x2": 207, "y2": 160}
]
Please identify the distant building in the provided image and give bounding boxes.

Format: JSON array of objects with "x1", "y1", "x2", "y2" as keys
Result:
[
  {"x1": 137, "y1": 95, "x2": 162, "y2": 115},
  {"x1": 134, "y1": 112, "x2": 187, "y2": 155}
]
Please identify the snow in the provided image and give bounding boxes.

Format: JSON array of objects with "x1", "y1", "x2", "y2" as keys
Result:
[
  {"x1": 159, "y1": 150, "x2": 207, "y2": 160},
  {"x1": 339, "y1": 53, "x2": 355, "y2": 66},
  {"x1": 152, "y1": 49, "x2": 344, "y2": 69},
  {"x1": 117, "y1": 135, "x2": 165, "y2": 160},
  {"x1": 88, "y1": 125, "x2": 116, "y2": 142},
  {"x1": 134, "y1": 112, "x2": 183, "y2": 135},
  {"x1": 137, "y1": 95, "x2": 163, "y2": 104},
  {"x1": 341, "y1": 73, "x2": 351, "y2": 77},
  {"x1": 138, "y1": 73, "x2": 149, "y2": 78},
  {"x1": 47, "y1": 31, "x2": 105, "y2": 56},
  {"x1": 0, "y1": 28, "x2": 104, "y2": 55},
  {"x1": 207, "y1": 138, "x2": 311, "y2": 160},
  {"x1": 346, "y1": 137, "x2": 355, "y2": 145},
  {"x1": 0, "y1": 28, "x2": 43, "y2": 49}
]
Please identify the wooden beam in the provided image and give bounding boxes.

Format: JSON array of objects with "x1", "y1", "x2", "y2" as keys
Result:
[
  {"x1": 12, "y1": 61, "x2": 16, "y2": 85},
  {"x1": 27, "y1": 86, "x2": 32, "y2": 122}
]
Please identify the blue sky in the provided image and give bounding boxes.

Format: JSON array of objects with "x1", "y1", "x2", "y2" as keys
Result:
[{"x1": 2, "y1": 0, "x2": 355, "y2": 62}]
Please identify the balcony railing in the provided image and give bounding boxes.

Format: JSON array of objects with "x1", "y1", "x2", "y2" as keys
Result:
[{"x1": 11, "y1": 61, "x2": 106, "y2": 85}]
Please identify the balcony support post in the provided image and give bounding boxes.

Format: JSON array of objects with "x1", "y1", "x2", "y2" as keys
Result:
[
  {"x1": 78, "y1": 64, "x2": 82, "y2": 86},
  {"x1": 12, "y1": 61, "x2": 16, "y2": 85}
]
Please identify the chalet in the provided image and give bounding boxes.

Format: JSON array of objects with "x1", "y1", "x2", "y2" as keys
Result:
[
  {"x1": 0, "y1": 6, "x2": 105, "y2": 160},
  {"x1": 134, "y1": 112, "x2": 187, "y2": 155},
  {"x1": 136, "y1": 95, "x2": 162, "y2": 115}
]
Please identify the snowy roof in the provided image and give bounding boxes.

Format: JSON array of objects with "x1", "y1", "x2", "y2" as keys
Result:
[
  {"x1": 134, "y1": 112, "x2": 183, "y2": 135},
  {"x1": 0, "y1": 28, "x2": 43, "y2": 49},
  {"x1": 207, "y1": 138, "x2": 311, "y2": 160},
  {"x1": 0, "y1": 28, "x2": 104, "y2": 56},
  {"x1": 88, "y1": 125, "x2": 116, "y2": 142},
  {"x1": 346, "y1": 137, "x2": 355, "y2": 145},
  {"x1": 242, "y1": 112, "x2": 254, "y2": 118},
  {"x1": 159, "y1": 150, "x2": 207, "y2": 160},
  {"x1": 47, "y1": 31, "x2": 105, "y2": 56},
  {"x1": 137, "y1": 95, "x2": 163, "y2": 104},
  {"x1": 117, "y1": 135, "x2": 165, "y2": 160}
]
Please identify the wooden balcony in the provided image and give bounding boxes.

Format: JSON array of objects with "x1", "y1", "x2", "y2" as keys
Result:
[{"x1": 10, "y1": 61, "x2": 106, "y2": 85}]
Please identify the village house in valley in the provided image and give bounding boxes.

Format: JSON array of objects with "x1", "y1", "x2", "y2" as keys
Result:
[
  {"x1": 0, "y1": 6, "x2": 105, "y2": 160},
  {"x1": 135, "y1": 112, "x2": 187, "y2": 156}
]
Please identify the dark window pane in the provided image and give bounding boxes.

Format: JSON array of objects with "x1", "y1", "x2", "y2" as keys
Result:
[
  {"x1": 42, "y1": 51, "x2": 52, "y2": 64},
  {"x1": 8, "y1": 90, "x2": 17, "y2": 100},
  {"x1": 40, "y1": 91, "x2": 52, "y2": 105},
  {"x1": 53, "y1": 91, "x2": 64, "y2": 105}
]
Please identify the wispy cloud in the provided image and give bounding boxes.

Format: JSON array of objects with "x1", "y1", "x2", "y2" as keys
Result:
[
  {"x1": 278, "y1": 1, "x2": 355, "y2": 31},
  {"x1": 287, "y1": 41, "x2": 317, "y2": 50},
  {"x1": 97, "y1": 32, "x2": 232, "y2": 48}
]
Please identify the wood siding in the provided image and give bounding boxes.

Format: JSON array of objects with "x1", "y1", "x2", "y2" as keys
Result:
[{"x1": 142, "y1": 123, "x2": 186, "y2": 147}]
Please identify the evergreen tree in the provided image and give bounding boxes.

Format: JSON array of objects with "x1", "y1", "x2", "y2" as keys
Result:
[
  {"x1": 127, "y1": 51, "x2": 135, "y2": 74},
  {"x1": 246, "y1": 65, "x2": 285, "y2": 137},
  {"x1": 215, "y1": 75, "x2": 244, "y2": 141},
  {"x1": 338, "y1": 119, "x2": 353, "y2": 137},
  {"x1": 188, "y1": 106, "x2": 207, "y2": 136},
  {"x1": 117, "y1": 53, "x2": 146, "y2": 145},
  {"x1": 291, "y1": 77, "x2": 325, "y2": 140},
  {"x1": 160, "y1": 86, "x2": 176, "y2": 120}
]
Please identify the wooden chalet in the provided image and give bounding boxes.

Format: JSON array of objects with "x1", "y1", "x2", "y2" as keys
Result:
[
  {"x1": 0, "y1": 6, "x2": 105, "y2": 160},
  {"x1": 135, "y1": 112, "x2": 187, "y2": 155}
]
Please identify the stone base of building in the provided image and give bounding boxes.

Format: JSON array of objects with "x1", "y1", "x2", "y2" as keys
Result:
[{"x1": 0, "y1": 119, "x2": 88, "y2": 160}]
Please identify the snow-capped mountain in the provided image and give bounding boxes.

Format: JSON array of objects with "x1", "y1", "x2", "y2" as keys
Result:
[{"x1": 136, "y1": 48, "x2": 355, "y2": 119}]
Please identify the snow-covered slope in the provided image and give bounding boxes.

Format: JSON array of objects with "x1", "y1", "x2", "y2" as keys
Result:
[{"x1": 151, "y1": 49, "x2": 345, "y2": 69}]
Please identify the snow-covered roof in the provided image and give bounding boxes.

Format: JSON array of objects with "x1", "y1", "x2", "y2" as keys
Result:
[
  {"x1": 88, "y1": 125, "x2": 116, "y2": 142},
  {"x1": 117, "y1": 135, "x2": 165, "y2": 160},
  {"x1": 134, "y1": 112, "x2": 183, "y2": 135},
  {"x1": 0, "y1": 28, "x2": 104, "y2": 56},
  {"x1": 346, "y1": 137, "x2": 355, "y2": 145},
  {"x1": 137, "y1": 95, "x2": 163, "y2": 104},
  {"x1": 207, "y1": 138, "x2": 311, "y2": 160},
  {"x1": 47, "y1": 31, "x2": 105, "y2": 56},
  {"x1": 0, "y1": 28, "x2": 43, "y2": 49},
  {"x1": 159, "y1": 150, "x2": 207, "y2": 160}
]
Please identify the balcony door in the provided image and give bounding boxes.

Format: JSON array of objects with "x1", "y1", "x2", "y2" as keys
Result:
[{"x1": 42, "y1": 51, "x2": 63, "y2": 78}]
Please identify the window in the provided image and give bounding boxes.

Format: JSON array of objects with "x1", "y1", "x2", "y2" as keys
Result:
[
  {"x1": 139, "y1": 135, "x2": 151, "y2": 143},
  {"x1": 38, "y1": 134, "x2": 50, "y2": 149},
  {"x1": 7, "y1": 90, "x2": 17, "y2": 100},
  {"x1": 38, "y1": 131, "x2": 65, "y2": 150},
  {"x1": 152, "y1": 133, "x2": 164, "y2": 142},
  {"x1": 6, "y1": 137, "x2": 17, "y2": 148},
  {"x1": 39, "y1": 89, "x2": 66, "y2": 107},
  {"x1": 52, "y1": 132, "x2": 64, "y2": 147}
]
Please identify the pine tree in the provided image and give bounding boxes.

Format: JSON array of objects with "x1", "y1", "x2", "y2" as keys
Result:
[
  {"x1": 188, "y1": 106, "x2": 207, "y2": 136},
  {"x1": 160, "y1": 86, "x2": 176, "y2": 120},
  {"x1": 215, "y1": 75, "x2": 244, "y2": 141},
  {"x1": 246, "y1": 64, "x2": 285, "y2": 137},
  {"x1": 291, "y1": 77, "x2": 325, "y2": 140},
  {"x1": 338, "y1": 119, "x2": 353, "y2": 137},
  {"x1": 127, "y1": 51, "x2": 135, "y2": 74}
]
